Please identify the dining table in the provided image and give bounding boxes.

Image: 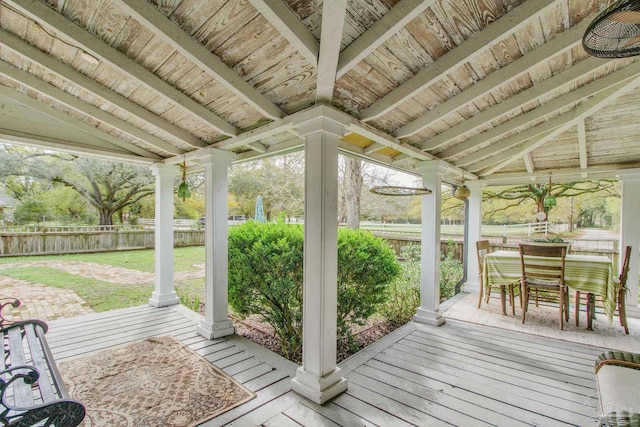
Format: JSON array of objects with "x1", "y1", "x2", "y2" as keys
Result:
[{"x1": 483, "y1": 250, "x2": 615, "y2": 327}]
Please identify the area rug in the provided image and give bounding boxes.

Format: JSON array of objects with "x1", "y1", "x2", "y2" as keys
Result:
[
  {"x1": 446, "y1": 293, "x2": 640, "y2": 353},
  {"x1": 58, "y1": 336, "x2": 255, "y2": 427}
]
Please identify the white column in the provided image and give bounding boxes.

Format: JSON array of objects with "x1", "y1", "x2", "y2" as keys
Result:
[
  {"x1": 414, "y1": 160, "x2": 447, "y2": 326},
  {"x1": 197, "y1": 150, "x2": 236, "y2": 338},
  {"x1": 618, "y1": 170, "x2": 640, "y2": 318},
  {"x1": 291, "y1": 114, "x2": 348, "y2": 405},
  {"x1": 464, "y1": 181, "x2": 485, "y2": 294},
  {"x1": 149, "y1": 164, "x2": 180, "y2": 307}
]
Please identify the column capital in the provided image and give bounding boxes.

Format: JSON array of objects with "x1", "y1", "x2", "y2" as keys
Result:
[
  {"x1": 465, "y1": 180, "x2": 487, "y2": 190},
  {"x1": 617, "y1": 168, "x2": 640, "y2": 181},
  {"x1": 197, "y1": 148, "x2": 235, "y2": 167},
  {"x1": 150, "y1": 163, "x2": 179, "y2": 177},
  {"x1": 294, "y1": 105, "x2": 350, "y2": 138},
  {"x1": 416, "y1": 160, "x2": 448, "y2": 175}
]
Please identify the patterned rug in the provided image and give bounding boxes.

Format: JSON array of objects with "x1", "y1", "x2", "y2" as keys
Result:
[{"x1": 59, "y1": 336, "x2": 255, "y2": 427}]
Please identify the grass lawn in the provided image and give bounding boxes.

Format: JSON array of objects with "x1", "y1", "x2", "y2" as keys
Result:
[{"x1": 0, "y1": 246, "x2": 206, "y2": 312}]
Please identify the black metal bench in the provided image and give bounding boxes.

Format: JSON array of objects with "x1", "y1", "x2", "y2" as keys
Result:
[{"x1": 0, "y1": 299, "x2": 85, "y2": 427}]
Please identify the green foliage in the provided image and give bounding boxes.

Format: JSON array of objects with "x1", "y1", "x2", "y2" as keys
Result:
[
  {"x1": 440, "y1": 240, "x2": 463, "y2": 299},
  {"x1": 379, "y1": 244, "x2": 421, "y2": 326},
  {"x1": 227, "y1": 222, "x2": 400, "y2": 362},
  {"x1": 379, "y1": 241, "x2": 464, "y2": 326},
  {"x1": 228, "y1": 221, "x2": 304, "y2": 360},
  {"x1": 13, "y1": 199, "x2": 49, "y2": 224},
  {"x1": 336, "y1": 228, "x2": 399, "y2": 339}
]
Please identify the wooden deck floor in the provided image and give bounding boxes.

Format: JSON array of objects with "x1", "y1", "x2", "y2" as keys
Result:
[{"x1": 47, "y1": 303, "x2": 607, "y2": 426}]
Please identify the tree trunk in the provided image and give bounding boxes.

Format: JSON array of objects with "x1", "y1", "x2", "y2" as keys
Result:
[
  {"x1": 99, "y1": 210, "x2": 113, "y2": 226},
  {"x1": 345, "y1": 158, "x2": 362, "y2": 229}
]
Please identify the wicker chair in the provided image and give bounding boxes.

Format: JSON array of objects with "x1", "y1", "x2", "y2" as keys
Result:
[
  {"x1": 519, "y1": 243, "x2": 568, "y2": 329},
  {"x1": 477, "y1": 240, "x2": 516, "y2": 315}
]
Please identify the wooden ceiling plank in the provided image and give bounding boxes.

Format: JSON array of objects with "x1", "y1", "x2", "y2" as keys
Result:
[
  {"x1": 6, "y1": 0, "x2": 239, "y2": 137},
  {"x1": 420, "y1": 58, "x2": 608, "y2": 151},
  {"x1": 357, "y1": 0, "x2": 557, "y2": 121},
  {"x1": 439, "y1": 58, "x2": 640, "y2": 160},
  {"x1": 0, "y1": 28, "x2": 208, "y2": 150},
  {"x1": 248, "y1": 0, "x2": 319, "y2": 68},
  {"x1": 117, "y1": 0, "x2": 284, "y2": 121},
  {"x1": 336, "y1": 0, "x2": 436, "y2": 79},
  {"x1": 399, "y1": 19, "x2": 596, "y2": 141},
  {"x1": 577, "y1": 118, "x2": 588, "y2": 171},
  {"x1": 477, "y1": 75, "x2": 640, "y2": 176},
  {"x1": 0, "y1": 60, "x2": 186, "y2": 156},
  {"x1": 0, "y1": 87, "x2": 160, "y2": 159},
  {"x1": 316, "y1": 0, "x2": 348, "y2": 102}
]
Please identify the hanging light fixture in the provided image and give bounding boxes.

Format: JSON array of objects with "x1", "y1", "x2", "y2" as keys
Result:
[
  {"x1": 543, "y1": 173, "x2": 556, "y2": 209},
  {"x1": 177, "y1": 160, "x2": 191, "y2": 202},
  {"x1": 454, "y1": 172, "x2": 470, "y2": 199},
  {"x1": 583, "y1": 0, "x2": 640, "y2": 58},
  {"x1": 370, "y1": 186, "x2": 432, "y2": 196}
]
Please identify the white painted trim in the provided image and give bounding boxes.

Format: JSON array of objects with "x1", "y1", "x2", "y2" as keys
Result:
[{"x1": 316, "y1": 0, "x2": 348, "y2": 102}]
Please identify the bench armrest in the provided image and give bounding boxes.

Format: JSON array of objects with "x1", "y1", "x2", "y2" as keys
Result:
[
  {"x1": 595, "y1": 351, "x2": 640, "y2": 374},
  {"x1": 0, "y1": 319, "x2": 49, "y2": 335},
  {"x1": 0, "y1": 298, "x2": 21, "y2": 328}
]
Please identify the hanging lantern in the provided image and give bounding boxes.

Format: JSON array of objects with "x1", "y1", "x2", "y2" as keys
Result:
[
  {"x1": 543, "y1": 173, "x2": 555, "y2": 209},
  {"x1": 454, "y1": 185, "x2": 471, "y2": 199},
  {"x1": 177, "y1": 160, "x2": 191, "y2": 202}
]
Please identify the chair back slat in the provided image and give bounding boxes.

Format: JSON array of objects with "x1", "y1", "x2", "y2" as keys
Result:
[
  {"x1": 519, "y1": 244, "x2": 566, "y2": 284},
  {"x1": 619, "y1": 246, "x2": 632, "y2": 288}
]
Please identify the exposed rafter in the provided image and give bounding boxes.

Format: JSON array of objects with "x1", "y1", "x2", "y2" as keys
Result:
[
  {"x1": 0, "y1": 60, "x2": 185, "y2": 156},
  {"x1": 116, "y1": 0, "x2": 284, "y2": 121},
  {"x1": 248, "y1": 0, "x2": 319, "y2": 68},
  {"x1": 398, "y1": 18, "x2": 596, "y2": 141},
  {"x1": 316, "y1": 0, "x2": 348, "y2": 102},
  {"x1": 0, "y1": 28, "x2": 208, "y2": 150},
  {"x1": 357, "y1": 0, "x2": 557, "y2": 121},
  {"x1": 577, "y1": 118, "x2": 588, "y2": 177},
  {"x1": 485, "y1": 165, "x2": 640, "y2": 186},
  {"x1": 477, "y1": 75, "x2": 640, "y2": 176},
  {"x1": 5, "y1": 0, "x2": 239, "y2": 137},
  {"x1": 336, "y1": 0, "x2": 435, "y2": 79},
  {"x1": 523, "y1": 153, "x2": 535, "y2": 174},
  {"x1": 441, "y1": 59, "x2": 640, "y2": 163},
  {"x1": 0, "y1": 91, "x2": 159, "y2": 163}
]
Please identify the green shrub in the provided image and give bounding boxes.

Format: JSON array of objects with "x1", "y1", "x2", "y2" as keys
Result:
[
  {"x1": 379, "y1": 244, "x2": 421, "y2": 326},
  {"x1": 227, "y1": 222, "x2": 399, "y2": 362},
  {"x1": 379, "y1": 241, "x2": 464, "y2": 326}
]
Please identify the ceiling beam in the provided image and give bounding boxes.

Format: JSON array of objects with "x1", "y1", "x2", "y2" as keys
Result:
[
  {"x1": 117, "y1": 0, "x2": 283, "y2": 121},
  {"x1": 0, "y1": 28, "x2": 208, "y2": 150},
  {"x1": 212, "y1": 120, "x2": 295, "y2": 151},
  {"x1": 577, "y1": 118, "x2": 588, "y2": 176},
  {"x1": 0, "y1": 60, "x2": 185, "y2": 155},
  {"x1": 247, "y1": 142, "x2": 268, "y2": 153},
  {"x1": 316, "y1": 0, "x2": 348, "y2": 102},
  {"x1": 336, "y1": 0, "x2": 435, "y2": 79},
  {"x1": 400, "y1": 20, "x2": 597, "y2": 141},
  {"x1": 6, "y1": 0, "x2": 239, "y2": 137},
  {"x1": 0, "y1": 87, "x2": 160, "y2": 159},
  {"x1": 357, "y1": 0, "x2": 557, "y2": 121},
  {"x1": 476, "y1": 75, "x2": 640, "y2": 176},
  {"x1": 363, "y1": 142, "x2": 385, "y2": 154},
  {"x1": 523, "y1": 153, "x2": 534, "y2": 174},
  {"x1": 248, "y1": 0, "x2": 319, "y2": 68},
  {"x1": 484, "y1": 165, "x2": 640, "y2": 186},
  {"x1": 233, "y1": 137, "x2": 304, "y2": 162},
  {"x1": 441, "y1": 58, "x2": 640, "y2": 161}
]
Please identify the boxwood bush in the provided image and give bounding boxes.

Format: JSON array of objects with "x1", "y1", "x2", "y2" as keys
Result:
[{"x1": 228, "y1": 221, "x2": 399, "y2": 362}]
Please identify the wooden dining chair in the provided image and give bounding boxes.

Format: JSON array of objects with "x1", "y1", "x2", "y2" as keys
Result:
[
  {"x1": 519, "y1": 244, "x2": 568, "y2": 329},
  {"x1": 616, "y1": 246, "x2": 632, "y2": 334},
  {"x1": 477, "y1": 240, "x2": 516, "y2": 315}
]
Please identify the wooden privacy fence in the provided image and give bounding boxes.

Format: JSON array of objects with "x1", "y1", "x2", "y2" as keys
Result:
[{"x1": 0, "y1": 230, "x2": 204, "y2": 256}]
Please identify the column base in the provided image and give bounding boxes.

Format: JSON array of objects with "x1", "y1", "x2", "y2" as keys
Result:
[
  {"x1": 291, "y1": 366, "x2": 348, "y2": 405},
  {"x1": 148, "y1": 291, "x2": 180, "y2": 308},
  {"x1": 414, "y1": 307, "x2": 446, "y2": 326},
  {"x1": 196, "y1": 318, "x2": 235, "y2": 339},
  {"x1": 463, "y1": 280, "x2": 481, "y2": 295}
]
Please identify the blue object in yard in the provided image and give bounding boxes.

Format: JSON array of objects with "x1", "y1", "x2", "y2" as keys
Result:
[{"x1": 255, "y1": 195, "x2": 266, "y2": 223}]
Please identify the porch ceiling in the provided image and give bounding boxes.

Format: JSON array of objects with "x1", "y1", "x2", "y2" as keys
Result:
[{"x1": 1, "y1": 0, "x2": 639, "y2": 185}]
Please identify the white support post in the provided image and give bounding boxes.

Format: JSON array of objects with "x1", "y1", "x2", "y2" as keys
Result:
[
  {"x1": 197, "y1": 150, "x2": 236, "y2": 339},
  {"x1": 618, "y1": 170, "x2": 640, "y2": 319},
  {"x1": 464, "y1": 181, "x2": 486, "y2": 295},
  {"x1": 414, "y1": 160, "x2": 447, "y2": 326},
  {"x1": 149, "y1": 164, "x2": 180, "y2": 307},
  {"x1": 291, "y1": 112, "x2": 348, "y2": 405}
]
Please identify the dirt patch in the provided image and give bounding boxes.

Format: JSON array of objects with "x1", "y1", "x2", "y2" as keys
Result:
[{"x1": 230, "y1": 313, "x2": 399, "y2": 364}]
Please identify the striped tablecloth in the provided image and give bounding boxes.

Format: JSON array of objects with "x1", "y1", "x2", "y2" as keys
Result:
[{"x1": 484, "y1": 250, "x2": 615, "y2": 321}]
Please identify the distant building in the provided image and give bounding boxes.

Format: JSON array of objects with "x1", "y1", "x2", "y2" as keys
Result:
[{"x1": 0, "y1": 188, "x2": 16, "y2": 224}]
